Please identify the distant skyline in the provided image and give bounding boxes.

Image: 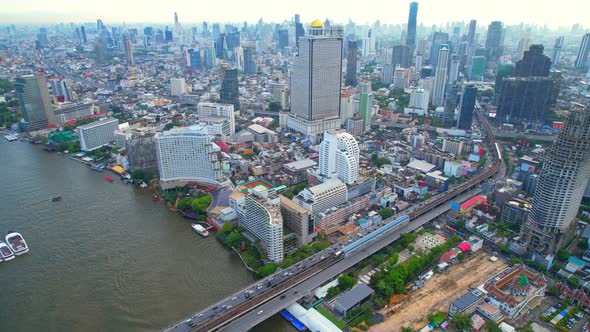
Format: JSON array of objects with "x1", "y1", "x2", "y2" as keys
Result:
[{"x1": 1, "y1": 0, "x2": 589, "y2": 29}]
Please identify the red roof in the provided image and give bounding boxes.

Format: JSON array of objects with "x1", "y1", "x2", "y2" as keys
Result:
[
  {"x1": 457, "y1": 241, "x2": 472, "y2": 252},
  {"x1": 460, "y1": 195, "x2": 486, "y2": 210},
  {"x1": 440, "y1": 251, "x2": 455, "y2": 262}
]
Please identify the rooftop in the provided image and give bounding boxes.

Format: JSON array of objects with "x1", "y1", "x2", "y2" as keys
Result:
[
  {"x1": 284, "y1": 159, "x2": 317, "y2": 172},
  {"x1": 77, "y1": 117, "x2": 118, "y2": 129},
  {"x1": 333, "y1": 283, "x2": 374, "y2": 311},
  {"x1": 451, "y1": 289, "x2": 484, "y2": 311}
]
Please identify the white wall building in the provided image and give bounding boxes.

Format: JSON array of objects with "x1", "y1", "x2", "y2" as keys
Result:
[
  {"x1": 293, "y1": 179, "x2": 348, "y2": 213},
  {"x1": 319, "y1": 130, "x2": 360, "y2": 185},
  {"x1": 170, "y1": 78, "x2": 187, "y2": 96},
  {"x1": 431, "y1": 45, "x2": 450, "y2": 106},
  {"x1": 154, "y1": 125, "x2": 224, "y2": 186},
  {"x1": 78, "y1": 117, "x2": 119, "y2": 151},
  {"x1": 409, "y1": 88, "x2": 430, "y2": 111},
  {"x1": 197, "y1": 102, "x2": 236, "y2": 136}
]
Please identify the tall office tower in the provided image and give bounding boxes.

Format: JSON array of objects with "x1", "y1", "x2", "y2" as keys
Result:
[
  {"x1": 15, "y1": 74, "x2": 55, "y2": 131},
  {"x1": 516, "y1": 34, "x2": 532, "y2": 61},
  {"x1": 392, "y1": 45, "x2": 411, "y2": 68},
  {"x1": 231, "y1": 190, "x2": 284, "y2": 263},
  {"x1": 164, "y1": 27, "x2": 173, "y2": 42},
  {"x1": 574, "y1": 33, "x2": 590, "y2": 70},
  {"x1": 243, "y1": 47, "x2": 257, "y2": 74},
  {"x1": 295, "y1": 22, "x2": 305, "y2": 49},
  {"x1": 469, "y1": 56, "x2": 486, "y2": 81},
  {"x1": 319, "y1": 130, "x2": 360, "y2": 185},
  {"x1": 345, "y1": 41, "x2": 358, "y2": 86},
  {"x1": 188, "y1": 49, "x2": 201, "y2": 69},
  {"x1": 95, "y1": 41, "x2": 105, "y2": 64},
  {"x1": 431, "y1": 45, "x2": 450, "y2": 106},
  {"x1": 155, "y1": 125, "x2": 224, "y2": 187},
  {"x1": 123, "y1": 35, "x2": 134, "y2": 66},
  {"x1": 203, "y1": 47, "x2": 216, "y2": 68},
  {"x1": 485, "y1": 21, "x2": 504, "y2": 61},
  {"x1": 551, "y1": 36, "x2": 564, "y2": 67},
  {"x1": 197, "y1": 102, "x2": 236, "y2": 136},
  {"x1": 429, "y1": 32, "x2": 449, "y2": 67},
  {"x1": 514, "y1": 44, "x2": 551, "y2": 77},
  {"x1": 415, "y1": 52, "x2": 423, "y2": 73},
  {"x1": 294, "y1": 14, "x2": 300, "y2": 24},
  {"x1": 520, "y1": 103, "x2": 590, "y2": 255},
  {"x1": 467, "y1": 20, "x2": 477, "y2": 46},
  {"x1": 215, "y1": 34, "x2": 227, "y2": 59},
  {"x1": 456, "y1": 83, "x2": 477, "y2": 130},
  {"x1": 358, "y1": 82, "x2": 373, "y2": 132},
  {"x1": 212, "y1": 23, "x2": 221, "y2": 38},
  {"x1": 278, "y1": 29, "x2": 289, "y2": 51},
  {"x1": 97, "y1": 19, "x2": 105, "y2": 31},
  {"x1": 174, "y1": 12, "x2": 180, "y2": 36},
  {"x1": 287, "y1": 20, "x2": 343, "y2": 143},
  {"x1": 37, "y1": 28, "x2": 49, "y2": 48},
  {"x1": 367, "y1": 29, "x2": 376, "y2": 54},
  {"x1": 220, "y1": 68, "x2": 240, "y2": 111},
  {"x1": 80, "y1": 26, "x2": 87, "y2": 44},
  {"x1": 494, "y1": 64, "x2": 514, "y2": 94},
  {"x1": 75, "y1": 27, "x2": 82, "y2": 45},
  {"x1": 449, "y1": 55, "x2": 461, "y2": 83},
  {"x1": 405, "y1": 2, "x2": 418, "y2": 54},
  {"x1": 202, "y1": 22, "x2": 208, "y2": 37},
  {"x1": 170, "y1": 78, "x2": 187, "y2": 96},
  {"x1": 233, "y1": 47, "x2": 244, "y2": 71},
  {"x1": 443, "y1": 83, "x2": 460, "y2": 127},
  {"x1": 49, "y1": 78, "x2": 73, "y2": 102},
  {"x1": 382, "y1": 64, "x2": 393, "y2": 84}
]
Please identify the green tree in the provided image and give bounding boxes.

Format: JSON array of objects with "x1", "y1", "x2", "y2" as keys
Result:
[
  {"x1": 450, "y1": 312, "x2": 473, "y2": 331},
  {"x1": 569, "y1": 277, "x2": 580, "y2": 287},
  {"x1": 257, "y1": 263, "x2": 277, "y2": 276},
  {"x1": 401, "y1": 327, "x2": 414, "y2": 332},
  {"x1": 338, "y1": 274, "x2": 356, "y2": 290},
  {"x1": 407, "y1": 245, "x2": 415, "y2": 253},
  {"x1": 225, "y1": 233, "x2": 243, "y2": 248},
  {"x1": 486, "y1": 321, "x2": 502, "y2": 332},
  {"x1": 177, "y1": 197, "x2": 193, "y2": 210},
  {"x1": 546, "y1": 286, "x2": 560, "y2": 297},
  {"x1": 556, "y1": 249, "x2": 570, "y2": 261},
  {"x1": 374, "y1": 157, "x2": 392, "y2": 167},
  {"x1": 378, "y1": 208, "x2": 395, "y2": 220},
  {"x1": 221, "y1": 222, "x2": 234, "y2": 234},
  {"x1": 511, "y1": 258, "x2": 523, "y2": 266},
  {"x1": 191, "y1": 195, "x2": 212, "y2": 213}
]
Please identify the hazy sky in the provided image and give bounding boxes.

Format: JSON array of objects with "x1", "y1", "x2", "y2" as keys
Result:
[{"x1": 1, "y1": 0, "x2": 588, "y2": 28}]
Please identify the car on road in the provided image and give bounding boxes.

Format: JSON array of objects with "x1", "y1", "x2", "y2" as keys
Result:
[
  {"x1": 185, "y1": 319, "x2": 195, "y2": 327},
  {"x1": 257, "y1": 310, "x2": 264, "y2": 315},
  {"x1": 231, "y1": 296, "x2": 237, "y2": 301}
]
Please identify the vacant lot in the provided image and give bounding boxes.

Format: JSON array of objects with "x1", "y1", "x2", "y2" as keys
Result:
[{"x1": 370, "y1": 252, "x2": 508, "y2": 332}]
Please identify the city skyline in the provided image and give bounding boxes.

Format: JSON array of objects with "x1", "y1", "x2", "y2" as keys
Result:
[{"x1": 2, "y1": 0, "x2": 589, "y2": 28}]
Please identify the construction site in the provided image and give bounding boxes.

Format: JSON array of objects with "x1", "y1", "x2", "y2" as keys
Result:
[{"x1": 370, "y1": 251, "x2": 508, "y2": 332}]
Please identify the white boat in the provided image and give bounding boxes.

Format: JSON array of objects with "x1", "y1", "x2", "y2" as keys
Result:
[
  {"x1": 5, "y1": 232, "x2": 29, "y2": 255},
  {"x1": 0, "y1": 241, "x2": 15, "y2": 261},
  {"x1": 191, "y1": 224, "x2": 209, "y2": 237},
  {"x1": 4, "y1": 134, "x2": 19, "y2": 142}
]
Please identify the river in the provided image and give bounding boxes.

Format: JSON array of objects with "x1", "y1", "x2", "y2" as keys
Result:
[{"x1": 0, "y1": 140, "x2": 293, "y2": 332}]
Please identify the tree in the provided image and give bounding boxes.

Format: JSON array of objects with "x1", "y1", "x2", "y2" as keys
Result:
[
  {"x1": 225, "y1": 233, "x2": 243, "y2": 248},
  {"x1": 221, "y1": 222, "x2": 234, "y2": 234},
  {"x1": 486, "y1": 321, "x2": 502, "y2": 332},
  {"x1": 578, "y1": 240, "x2": 589, "y2": 251},
  {"x1": 455, "y1": 219, "x2": 466, "y2": 231},
  {"x1": 401, "y1": 327, "x2": 414, "y2": 332},
  {"x1": 556, "y1": 249, "x2": 570, "y2": 261},
  {"x1": 569, "y1": 276, "x2": 580, "y2": 287},
  {"x1": 378, "y1": 208, "x2": 395, "y2": 220},
  {"x1": 176, "y1": 197, "x2": 193, "y2": 211},
  {"x1": 338, "y1": 274, "x2": 356, "y2": 290},
  {"x1": 408, "y1": 245, "x2": 415, "y2": 253},
  {"x1": 450, "y1": 312, "x2": 473, "y2": 331},
  {"x1": 546, "y1": 286, "x2": 560, "y2": 297},
  {"x1": 374, "y1": 157, "x2": 392, "y2": 167},
  {"x1": 511, "y1": 258, "x2": 523, "y2": 266},
  {"x1": 191, "y1": 195, "x2": 212, "y2": 213},
  {"x1": 257, "y1": 263, "x2": 277, "y2": 277}
]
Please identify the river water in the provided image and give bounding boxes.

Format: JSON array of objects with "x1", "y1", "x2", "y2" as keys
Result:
[{"x1": 0, "y1": 140, "x2": 293, "y2": 332}]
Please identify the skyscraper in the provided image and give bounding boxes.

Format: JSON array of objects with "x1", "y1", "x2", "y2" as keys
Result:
[
  {"x1": 80, "y1": 26, "x2": 87, "y2": 44},
  {"x1": 574, "y1": 33, "x2": 590, "y2": 70},
  {"x1": 243, "y1": 47, "x2": 257, "y2": 74},
  {"x1": 551, "y1": 36, "x2": 564, "y2": 67},
  {"x1": 516, "y1": 34, "x2": 531, "y2": 61},
  {"x1": 287, "y1": 20, "x2": 343, "y2": 142},
  {"x1": 520, "y1": 103, "x2": 590, "y2": 255},
  {"x1": 443, "y1": 83, "x2": 460, "y2": 127},
  {"x1": 485, "y1": 21, "x2": 504, "y2": 61},
  {"x1": 345, "y1": 41, "x2": 358, "y2": 86},
  {"x1": 449, "y1": 55, "x2": 461, "y2": 83},
  {"x1": 188, "y1": 49, "x2": 201, "y2": 69},
  {"x1": 456, "y1": 83, "x2": 477, "y2": 130},
  {"x1": 95, "y1": 41, "x2": 105, "y2": 64},
  {"x1": 220, "y1": 68, "x2": 240, "y2": 111},
  {"x1": 467, "y1": 20, "x2": 477, "y2": 46},
  {"x1": 358, "y1": 82, "x2": 373, "y2": 132},
  {"x1": 405, "y1": 2, "x2": 418, "y2": 53},
  {"x1": 429, "y1": 32, "x2": 449, "y2": 67},
  {"x1": 392, "y1": 45, "x2": 411, "y2": 68},
  {"x1": 432, "y1": 45, "x2": 450, "y2": 106},
  {"x1": 123, "y1": 35, "x2": 134, "y2": 66},
  {"x1": 15, "y1": 73, "x2": 55, "y2": 131},
  {"x1": 514, "y1": 44, "x2": 551, "y2": 77},
  {"x1": 278, "y1": 29, "x2": 289, "y2": 51},
  {"x1": 319, "y1": 130, "x2": 360, "y2": 185}
]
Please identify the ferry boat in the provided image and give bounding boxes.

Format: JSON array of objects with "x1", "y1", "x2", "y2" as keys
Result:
[
  {"x1": 191, "y1": 224, "x2": 209, "y2": 237},
  {"x1": 4, "y1": 134, "x2": 18, "y2": 142},
  {"x1": 104, "y1": 175, "x2": 113, "y2": 182},
  {"x1": 0, "y1": 241, "x2": 15, "y2": 261},
  {"x1": 91, "y1": 164, "x2": 104, "y2": 172},
  {"x1": 5, "y1": 232, "x2": 29, "y2": 255}
]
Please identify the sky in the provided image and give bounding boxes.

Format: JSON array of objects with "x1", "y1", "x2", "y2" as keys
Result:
[{"x1": 1, "y1": 0, "x2": 588, "y2": 28}]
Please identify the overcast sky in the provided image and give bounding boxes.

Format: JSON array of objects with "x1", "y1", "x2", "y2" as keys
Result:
[{"x1": 1, "y1": 0, "x2": 588, "y2": 28}]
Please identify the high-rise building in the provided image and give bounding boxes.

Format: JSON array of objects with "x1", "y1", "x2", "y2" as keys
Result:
[
  {"x1": 456, "y1": 83, "x2": 477, "y2": 130},
  {"x1": 485, "y1": 21, "x2": 504, "y2": 61},
  {"x1": 516, "y1": 34, "x2": 532, "y2": 61},
  {"x1": 293, "y1": 179, "x2": 348, "y2": 214},
  {"x1": 123, "y1": 35, "x2": 134, "y2": 66},
  {"x1": 203, "y1": 47, "x2": 216, "y2": 68},
  {"x1": 287, "y1": 20, "x2": 343, "y2": 142},
  {"x1": 449, "y1": 55, "x2": 461, "y2": 83},
  {"x1": 358, "y1": 82, "x2": 373, "y2": 132},
  {"x1": 231, "y1": 190, "x2": 284, "y2": 263},
  {"x1": 155, "y1": 125, "x2": 224, "y2": 186},
  {"x1": 429, "y1": 32, "x2": 449, "y2": 67},
  {"x1": 514, "y1": 44, "x2": 551, "y2": 77},
  {"x1": 197, "y1": 102, "x2": 236, "y2": 136},
  {"x1": 15, "y1": 74, "x2": 55, "y2": 131},
  {"x1": 432, "y1": 45, "x2": 450, "y2": 106},
  {"x1": 95, "y1": 41, "x2": 105, "y2": 64},
  {"x1": 574, "y1": 33, "x2": 590, "y2": 70},
  {"x1": 78, "y1": 118, "x2": 119, "y2": 151},
  {"x1": 443, "y1": 83, "x2": 460, "y2": 127},
  {"x1": 80, "y1": 26, "x2": 87, "y2": 44},
  {"x1": 405, "y1": 2, "x2": 418, "y2": 54},
  {"x1": 49, "y1": 78, "x2": 73, "y2": 102},
  {"x1": 467, "y1": 20, "x2": 477, "y2": 46},
  {"x1": 188, "y1": 49, "x2": 201, "y2": 69},
  {"x1": 242, "y1": 47, "x2": 257, "y2": 74},
  {"x1": 345, "y1": 41, "x2": 358, "y2": 86},
  {"x1": 393, "y1": 67, "x2": 409, "y2": 90},
  {"x1": 280, "y1": 195, "x2": 316, "y2": 246},
  {"x1": 520, "y1": 103, "x2": 590, "y2": 255},
  {"x1": 278, "y1": 29, "x2": 289, "y2": 50},
  {"x1": 494, "y1": 64, "x2": 514, "y2": 94},
  {"x1": 170, "y1": 78, "x2": 187, "y2": 96},
  {"x1": 551, "y1": 36, "x2": 564, "y2": 67},
  {"x1": 469, "y1": 56, "x2": 486, "y2": 80},
  {"x1": 319, "y1": 130, "x2": 360, "y2": 185},
  {"x1": 392, "y1": 45, "x2": 411, "y2": 68},
  {"x1": 220, "y1": 68, "x2": 240, "y2": 111}
]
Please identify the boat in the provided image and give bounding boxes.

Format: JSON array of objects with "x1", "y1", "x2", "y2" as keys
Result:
[
  {"x1": 191, "y1": 224, "x2": 209, "y2": 237},
  {"x1": 104, "y1": 175, "x2": 113, "y2": 182},
  {"x1": 5, "y1": 232, "x2": 29, "y2": 256},
  {"x1": 152, "y1": 195, "x2": 159, "y2": 202},
  {"x1": 0, "y1": 241, "x2": 14, "y2": 262},
  {"x1": 4, "y1": 134, "x2": 18, "y2": 142},
  {"x1": 51, "y1": 196, "x2": 62, "y2": 202}
]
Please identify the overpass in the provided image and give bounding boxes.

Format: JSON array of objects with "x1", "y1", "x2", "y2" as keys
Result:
[{"x1": 163, "y1": 111, "x2": 503, "y2": 332}]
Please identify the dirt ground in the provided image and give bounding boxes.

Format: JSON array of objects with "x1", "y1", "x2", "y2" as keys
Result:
[{"x1": 370, "y1": 252, "x2": 508, "y2": 332}]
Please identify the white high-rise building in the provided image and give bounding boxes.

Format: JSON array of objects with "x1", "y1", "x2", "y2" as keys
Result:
[
  {"x1": 409, "y1": 89, "x2": 430, "y2": 111},
  {"x1": 287, "y1": 20, "x2": 343, "y2": 143},
  {"x1": 196, "y1": 102, "x2": 236, "y2": 136},
  {"x1": 293, "y1": 179, "x2": 348, "y2": 213},
  {"x1": 78, "y1": 117, "x2": 119, "y2": 151},
  {"x1": 230, "y1": 189, "x2": 284, "y2": 263},
  {"x1": 319, "y1": 130, "x2": 360, "y2": 185},
  {"x1": 170, "y1": 78, "x2": 187, "y2": 96},
  {"x1": 431, "y1": 45, "x2": 450, "y2": 106},
  {"x1": 155, "y1": 125, "x2": 224, "y2": 186}
]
